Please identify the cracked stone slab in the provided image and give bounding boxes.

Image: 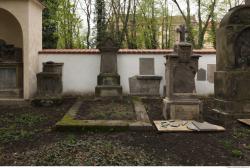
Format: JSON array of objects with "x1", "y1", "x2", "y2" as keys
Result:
[
  {"x1": 238, "y1": 119, "x2": 250, "y2": 126},
  {"x1": 154, "y1": 120, "x2": 225, "y2": 132}
]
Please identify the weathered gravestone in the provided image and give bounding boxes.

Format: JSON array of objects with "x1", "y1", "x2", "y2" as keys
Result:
[
  {"x1": 33, "y1": 61, "x2": 64, "y2": 106},
  {"x1": 211, "y1": 2, "x2": 250, "y2": 124},
  {"x1": 129, "y1": 57, "x2": 162, "y2": 96},
  {"x1": 163, "y1": 25, "x2": 202, "y2": 121},
  {"x1": 0, "y1": 39, "x2": 23, "y2": 98},
  {"x1": 197, "y1": 68, "x2": 207, "y2": 81},
  {"x1": 95, "y1": 37, "x2": 122, "y2": 97},
  {"x1": 207, "y1": 64, "x2": 216, "y2": 83}
]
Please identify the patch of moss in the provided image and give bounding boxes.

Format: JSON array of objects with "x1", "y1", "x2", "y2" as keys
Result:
[
  {"x1": 231, "y1": 149, "x2": 243, "y2": 158},
  {"x1": 220, "y1": 140, "x2": 233, "y2": 150}
]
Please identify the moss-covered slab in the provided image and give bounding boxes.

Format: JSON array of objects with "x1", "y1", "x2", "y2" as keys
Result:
[{"x1": 56, "y1": 97, "x2": 153, "y2": 131}]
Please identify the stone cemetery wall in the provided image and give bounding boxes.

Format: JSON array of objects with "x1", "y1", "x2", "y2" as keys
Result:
[{"x1": 39, "y1": 49, "x2": 216, "y2": 96}]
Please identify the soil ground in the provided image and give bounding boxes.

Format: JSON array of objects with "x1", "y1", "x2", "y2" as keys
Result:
[
  {"x1": 75, "y1": 97, "x2": 136, "y2": 120},
  {"x1": 0, "y1": 97, "x2": 250, "y2": 166}
]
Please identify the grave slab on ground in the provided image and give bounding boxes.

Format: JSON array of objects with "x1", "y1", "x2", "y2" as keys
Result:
[
  {"x1": 238, "y1": 119, "x2": 250, "y2": 126},
  {"x1": 56, "y1": 97, "x2": 152, "y2": 131},
  {"x1": 154, "y1": 120, "x2": 225, "y2": 132}
]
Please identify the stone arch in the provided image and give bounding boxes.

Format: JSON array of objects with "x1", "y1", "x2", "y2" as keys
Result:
[
  {"x1": 0, "y1": 8, "x2": 24, "y2": 98},
  {"x1": 0, "y1": 8, "x2": 23, "y2": 48}
]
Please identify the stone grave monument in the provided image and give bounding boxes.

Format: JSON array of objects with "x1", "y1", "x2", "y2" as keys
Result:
[
  {"x1": 211, "y1": 1, "x2": 250, "y2": 124},
  {"x1": 129, "y1": 58, "x2": 162, "y2": 96},
  {"x1": 163, "y1": 25, "x2": 202, "y2": 120},
  {"x1": 33, "y1": 61, "x2": 64, "y2": 106},
  {"x1": 95, "y1": 37, "x2": 122, "y2": 97},
  {"x1": 0, "y1": 39, "x2": 23, "y2": 98}
]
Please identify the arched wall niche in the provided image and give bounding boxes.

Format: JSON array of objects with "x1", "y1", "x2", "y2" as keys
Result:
[
  {"x1": 0, "y1": 0, "x2": 44, "y2": 99},
  {"x1": 0, "y1": 8, "x2": 24, "y2": 98},
  {"x1": 0, "y1": 8, "x2": 23, "y2": 48}
]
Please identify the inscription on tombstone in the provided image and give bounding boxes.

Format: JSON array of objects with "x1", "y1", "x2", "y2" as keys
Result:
[{"x1": 140, "y1": 58, "x2": 155, "y2": 75}]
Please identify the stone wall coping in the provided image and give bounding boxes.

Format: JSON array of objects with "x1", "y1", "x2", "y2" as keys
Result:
[{"x1": 39, "y1": 49, "x2": 216, "y2": 55}]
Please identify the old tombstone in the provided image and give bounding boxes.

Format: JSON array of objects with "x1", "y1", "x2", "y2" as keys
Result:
[
  {"x1": 211, "y1": 3, "x2": 250, "y2": 124},
  {"x1": 207, "y1": 64, "x2": 216, "y2": 83},
  {"x1": 129, "y1": 58, "x2": 162, "y2": 96},
  {"x1": 95, "y1": 37, "x2": 122, "y2": 97},
  {"x1": 140, "y1": 58, "x2": 155, "y2": 75},
  {"x1": 163, "y1": 25, "x2": 202, "y2": 121},
  {"x1": 33, "y1": 61, "x2": 64, "y2": 106},
  {"x1": 0, "y1": 39, "x2": 23, "y2": 98},
  {"x1": 197, "y1": 68, "x2": 207, "y2": 81}
]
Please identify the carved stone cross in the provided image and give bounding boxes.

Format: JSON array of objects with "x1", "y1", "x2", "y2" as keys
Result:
[
  {"x1": 246, "y1": 0, "x2": 250, "y2": 5},
  {"x1": 176, "y1": 25, "x2": 188, "y2": 42}
]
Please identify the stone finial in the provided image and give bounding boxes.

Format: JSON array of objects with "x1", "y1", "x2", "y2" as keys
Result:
[
  {"x1": 97, "y1": 37, "x2": 119, "y2": 52},
  {"x1": 176, "y1": 25, "x2": 188, "y2": 42},
  {"x1": 246, "y1": 0, "x2": 250, "y2": 5}
]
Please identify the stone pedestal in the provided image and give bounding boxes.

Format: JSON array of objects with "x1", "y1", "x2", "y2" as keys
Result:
[
  {"x1": 163, "y1": 98, "x2": 202, "y2": 120},
  {"x1": 211, "y1": 4, "x2": 250, "y2": 125},
  {"x1": 33, "y1": 61, "x2": 64, "y2": 106},
  {"x1": 129, "y1": 75, "x2": 162, "y2": 96},
  {"x1": 163, "y1": 42, "x2": 202, "y2": 121},
  {"x1": 95, "y1": 38, "x2": 122, "y2": 98}
]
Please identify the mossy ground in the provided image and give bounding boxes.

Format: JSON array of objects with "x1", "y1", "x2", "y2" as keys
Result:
[{"x1": 0, "y1": 97, "x2": 250, "y2": 166}]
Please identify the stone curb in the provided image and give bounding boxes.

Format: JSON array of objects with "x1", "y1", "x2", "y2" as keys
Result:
[{"x1": 56, "y1": 97, "x2": 153, "y2": 132}]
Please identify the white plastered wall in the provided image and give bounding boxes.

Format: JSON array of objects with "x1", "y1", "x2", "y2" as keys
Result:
[
  {"x1": 0, "y1": 0, "x2": 44, "y2": 99},
  {"x1": 39, "y1": 53, "x2": 216, "y2": 96},
  {"x1": 195, "y1": 54, "x2": 216, "y2": 95}
]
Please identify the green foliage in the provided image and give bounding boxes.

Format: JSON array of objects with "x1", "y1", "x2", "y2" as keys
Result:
[
  {"x1": 15, "y1": 113, "x2": 46, "y2": 127},
  {"x1": 0, "y1": 129, "x2": 35, "y2": 143},
  {"x1": 0, "y1": 113, "x2": 46, "y2": 143},
  {"x1": 220, "y1": 140, "x2": 233, "y2": 150},
  {"x1": 56, "y1": 0, "x2": 84, "y2": 49},
  {"x1": 42, "y1": 0, "x2": 59, "y2": 49},
  {"x1": 231, "y1": 149, "x2": 243, "y2": 158},
  {"x1": 95, "y1": 0, "x2": 107, "y2": 45}
]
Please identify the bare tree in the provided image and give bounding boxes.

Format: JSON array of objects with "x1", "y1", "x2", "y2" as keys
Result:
[{"x1": 80, "y1": 0, "x2": 92, "y2": 48}]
